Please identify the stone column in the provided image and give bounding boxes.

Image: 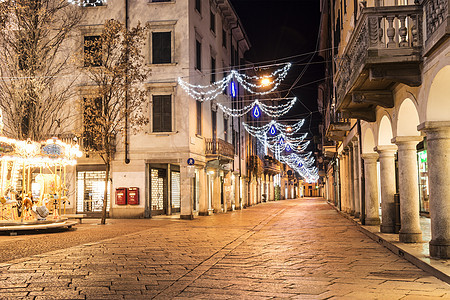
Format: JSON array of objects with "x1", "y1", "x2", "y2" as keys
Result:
[
  {"x1": 418, "y1": 122, "x2": 450, "y2": 258},
  {"x1": 352, "y1": 138, "x2": 361, "y2": 218},
  {"x1": 180, "y1": 165, "x2": 194, "y2": 220},
  {"x1": 348, "y1": 145, "x2": 355, "y2": 215},
  {"x1": 392, "y1": 136, "x2": 423, "y2": 243},
  {"x1": 338, "y1": 153, "x2": 345, "y2": 211},
  {"x1": 362, "y1": 153, "x2": 380, "y2": 225},
  {"x1": 213, "y1": 172, "x2": 221, "y2": 212},
  {"x1": 375, "y1": 145, "x2": 398, "y2": 233}
]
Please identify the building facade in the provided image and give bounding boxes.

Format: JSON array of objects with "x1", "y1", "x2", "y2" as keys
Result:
[
  {"x1": 318, "y1": 0, "x2": 450, "y2": 258},
  {"x1": 66, "y1": 0, "x2": 253, "y2": 219}
]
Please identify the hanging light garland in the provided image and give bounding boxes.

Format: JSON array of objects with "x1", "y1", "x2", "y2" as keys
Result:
[
  {"x1": 67, "y1": 0, "x2": 106, "y2": 6},
  {"x1": 242, "y1": 119, "x2": 305, "y2": 140},
  {"x1": 178, "y1": 63, "x2": 292, "y2": 101},
  {"x1": 217, "y1": 97, "x2": 297, "y2": 118}
]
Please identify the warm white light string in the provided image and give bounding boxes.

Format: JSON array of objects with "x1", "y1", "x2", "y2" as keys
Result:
[
  {"x1": 67, "y1": 0, "x2": 106, "y2": 6},
  {"x1": 280, "y1": 154, "x2": 318, "y2": 183},
  {"x1": 234, "y1": 63, "x2": 291, "y2": 95},
  {"x1": 217, "y1": 97, "x2": 297, "y2": 118},
  {"x1": 178, "y1": 63, "x2": 292, "y2": 101},
  {"x1": 242, "y1": 119, "x2": 305, "y2": 139}
]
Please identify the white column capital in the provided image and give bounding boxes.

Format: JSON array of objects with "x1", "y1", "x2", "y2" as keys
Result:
[
  {"x1": 391, "y1": 135, "x2": 423, "y2": 146},
  {"x1": 418, "y1": 121, "x2": 450, "y2": 140},
  {"x1": 374, "y1": 145, "x2": 398, "y2": 157},
  {"x1": 361, "y1": 152, "x2": 378, "y2": 162}
]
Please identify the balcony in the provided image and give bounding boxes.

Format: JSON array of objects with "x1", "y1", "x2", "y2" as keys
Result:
[
  {"x1": 205, "y1": 138, "x2": 235, "y2": 164},
  {"x1": 263, "y1": 156, "x2": 281, "y2": 175},
  {"x1": 423, "y1": 0, "x2": 450, "y2": 56},
  {"x1": 335, "y1": 5, "x2": 423, "y2": 122}
]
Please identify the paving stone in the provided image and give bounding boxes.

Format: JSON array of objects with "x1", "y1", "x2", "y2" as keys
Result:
[{"x1": 0, "y1": 198, "x2": 448, "y2": 299}]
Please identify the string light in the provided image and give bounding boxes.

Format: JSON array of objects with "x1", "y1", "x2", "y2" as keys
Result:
[
  {"x1": 217, "y1": 97, "x2": 297, "y2": 118},
  {"x1": 178, "y1": 63, "x2": 291, "y2": 101},
  {"x1": 67, "y1": 0, "x2": 106, "y2": 6}
]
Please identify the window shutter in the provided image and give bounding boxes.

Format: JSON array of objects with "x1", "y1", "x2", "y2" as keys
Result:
[
  {"x1": 153, "y1": 95, "x2": 172, "y2": 132},
  {"x1": 152, "y1": 32, "x2": 171, "y2": 64}
]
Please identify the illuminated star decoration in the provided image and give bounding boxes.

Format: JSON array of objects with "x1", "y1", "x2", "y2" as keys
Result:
[{"x1": 178, "y1": 63, "x2": 291, "y2": 102}]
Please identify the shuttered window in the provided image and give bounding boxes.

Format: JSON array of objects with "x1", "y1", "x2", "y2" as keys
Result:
[
  {"x1": 152, "y1": 95, "x2": 172, "y2": 132},
  {"x1": 196, "y1": 100, "x2": 202, "y2": 135},
  {"x1": 210, "y1": 57, "x2": 216, "y2": 83},
  {"x1": 196, "y1": 40, "x2": 202, "y2": 70},
  {"x1": 152, "y1": 32, "x2": 171, "y2": 64},
  {"x1": 84, "y1": 35, "x2": 102, "y2": 67}
]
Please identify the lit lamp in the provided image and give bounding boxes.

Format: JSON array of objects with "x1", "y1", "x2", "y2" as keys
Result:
[{"x1": 261, "y1": 77, "x2": 271, "y2": 87}]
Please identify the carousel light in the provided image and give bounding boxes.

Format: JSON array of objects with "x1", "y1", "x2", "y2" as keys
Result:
[{"x1": 230, "y1": 81, "x2": 237, "y2": 98}]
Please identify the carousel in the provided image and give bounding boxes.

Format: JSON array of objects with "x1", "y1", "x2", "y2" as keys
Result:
[{"x1": 0, "y1": 114, "x2": 83, "y2": 234}]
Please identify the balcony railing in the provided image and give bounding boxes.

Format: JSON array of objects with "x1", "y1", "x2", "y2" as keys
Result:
[
  {"x1": 263, "y1": 157, "x2": 281, "y2": 174},
  {"x1": 335, "y1": 5, "x2": 423, "y2": 117},
  {"x1": 205, "y1": 138, "x2": 234, "y2": 159},
  {"x1": 424, "y1": 0, "x2": 449, "y2": 55}
]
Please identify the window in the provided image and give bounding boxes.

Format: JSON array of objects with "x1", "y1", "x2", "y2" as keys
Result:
[
  {"x1": 211, "y1": 110, "x2": 217, "y2": 140},
  {"x1": 152, "y1": 95, "x2": 172, "y2": 132},
  {"x1": 222, "y1": 29, "x2": 227, "y2": 48},
  {"x1": 195, "y1": 0, "x2": 201, "y2": 13},
  {"x1": 83, "y1": 0, "x2": 104, "y2": 6},
  {"x1": 195, "y1": 40, "x2": 202, "y2": 71},
  {"x1": 84, "y1": 35, "x2": 102, "y2": 67},
  {"x1": 210, "y1": 57, "x2": 216, "y2": 83},
  {"x1": 210, "y1": 10, "x2": 216, "y2": 33},
  {"x1": 83, "y1": 97, "x2": 103, "y2": 150},
  {"x1": 152, "y1": 32, "x2": 171, "y2": 64},
  {"x1": 223, "y1": 118, "x2": 228, "y2": 142},
  {"x1": 196, "y1": 100, "x2": 202, "y2": 135}
]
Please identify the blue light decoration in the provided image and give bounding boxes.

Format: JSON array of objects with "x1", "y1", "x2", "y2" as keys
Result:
[
  {"x1": 298, "y1": 163, "x2": 303, "y2": 167},
  {"x1": 252, "y1": 105, "x2": 261, "y2": 118},
  {"x1": 279, "y1": 136, "x2": 285, "y2": 145},
  {"x1": 230, "y1": 81, "x2": 237, "y2": 98},
  {"x1": 285, "y1": 144, "x2": 291, "y2": 152},
  {"x1": 269, "y1": 124, "x2": 277, "y2": 135}
]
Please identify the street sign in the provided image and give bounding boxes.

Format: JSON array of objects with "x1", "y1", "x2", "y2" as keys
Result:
[{"x1": 187, "y1": 158, "x2": 195, "y2": 165}]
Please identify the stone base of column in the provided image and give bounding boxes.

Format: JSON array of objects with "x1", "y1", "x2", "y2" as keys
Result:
[
  {"x1": 198, "y1": 209, "x2": 214, "y2": 216},
  {"x1": 354, "y1": 212, "x2": 360, "y2": 219},
  {"x1": 430, "y1": 240, "x2": 450, "y2": 259},
  {"x1": 365, "y1": 218, "x2": 380, "y2": 225},
  {"x1": 380, "y1": 224, "x2": 395, "y2": 233},
  {"x1": 399, "y1": 232, "x2": 422, "y2": 243},
  {"x1": 350, "y1": 210, "x2": 355, "y2": 216},
  {"x1": 180, "y1": 214, "x2": 194, "y2": 220}
]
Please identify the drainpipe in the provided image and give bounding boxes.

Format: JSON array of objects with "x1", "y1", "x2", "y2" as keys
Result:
[
  {"x1": 357, "y1": 119, "x2": 365, "y2": 225},
  {"x1": 124, "y1": 0, "x2": 130, "y2": 164}
]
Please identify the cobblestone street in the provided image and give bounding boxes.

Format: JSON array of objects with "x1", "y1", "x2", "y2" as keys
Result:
[{"x1": 1, "y1": 198, "x2": 449, "y2": 299}]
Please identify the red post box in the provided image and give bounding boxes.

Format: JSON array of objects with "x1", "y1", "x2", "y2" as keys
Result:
[
  {"x1": 127, "y1": 187, "x2": 139, "y2": 205},
  {"x1": 115, "y1": 187, "x2": 127, "y2": 205}
]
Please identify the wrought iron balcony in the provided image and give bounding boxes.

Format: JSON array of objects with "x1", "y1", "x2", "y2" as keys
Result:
[
  {"x1": 205, "y1": 138, "x2": 235, "y2": 162},
  {"x1": 335, "y1": 5, "x2": 423, "y2": 122},
  {"x1": 423, "y1": 0, "x2": 449, "y2": 55}
]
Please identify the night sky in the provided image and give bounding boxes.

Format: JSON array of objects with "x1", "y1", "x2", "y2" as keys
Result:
[{"x1": 229, "y1": 0, "x2": 322, "y2": 145}]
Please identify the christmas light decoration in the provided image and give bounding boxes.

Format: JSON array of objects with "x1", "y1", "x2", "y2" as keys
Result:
[
  {"x1": 68, "y1": 0, "x2": 106, "y2": 6},
  {"x1": 178, "y1": 63, "x2": 291, "y2": 101},
  {"x1": 217, "y1": 97, "x2": 297, "y2": 118}
]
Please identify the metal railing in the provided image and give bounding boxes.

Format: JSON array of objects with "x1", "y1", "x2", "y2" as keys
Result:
[{"x1": 205, "y1": 138, "x2": 235, "y2": 158}]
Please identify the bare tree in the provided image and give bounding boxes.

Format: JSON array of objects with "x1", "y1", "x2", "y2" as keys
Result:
[
  {"x1": 82, "y1": 19, "x2": 149, "y2": 224},
  {"x1": 0, "y1": 0, "x2": 84, "y2": 141}
]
